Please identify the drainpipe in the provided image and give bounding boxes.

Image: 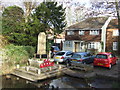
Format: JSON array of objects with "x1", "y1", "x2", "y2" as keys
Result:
[{"x1": 101, "y1": 17, "x2": 115, "y2": 52}]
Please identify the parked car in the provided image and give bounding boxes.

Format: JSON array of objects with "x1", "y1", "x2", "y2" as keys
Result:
[
  {"x1": 93, "y1": 52, "x2": 118, "y2": 69},
  {"x1": 51, "y1": 46, "x2": 60, "y2": 58},
  {"x1": 54, "y1": 51, "x2": 73, "y2": 63},
  {"x1": 66, "y1": 52, "x2": 95, "y2": 66}
]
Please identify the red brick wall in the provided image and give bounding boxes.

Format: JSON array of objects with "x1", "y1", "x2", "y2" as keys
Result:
[
  {"x1": 65, "y1": 30, "x2": 101, "y2": 42},
  {"x1": 106, "y1": 29, "x2": 119, "y2": 52}
]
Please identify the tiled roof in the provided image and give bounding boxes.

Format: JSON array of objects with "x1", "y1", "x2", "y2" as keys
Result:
[{"x1": 66, "y1": 17, "x2": 109, "y2": 30}]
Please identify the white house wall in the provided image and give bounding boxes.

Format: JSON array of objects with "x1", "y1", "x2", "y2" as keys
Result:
[
  {"x1": 63, "y1": 40, "x2": 102, "y2": 52},
  {"x1": 63, "y1": 41, "x2": 74, "y2": 51},
  {"x1": 54, "y1": 39, "x2": 65, "y2": 43}
]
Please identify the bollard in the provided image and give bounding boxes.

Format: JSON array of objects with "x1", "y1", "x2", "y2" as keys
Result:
[
  {"x1": 25, "y1": 66, "x2": 29, "y2": 71},
  {"x1": 37, "y1": 69, "x2": 41, "y2": 74},
  {"x1": 16, "y1": 64, "x2": 20, "y2": 69}
]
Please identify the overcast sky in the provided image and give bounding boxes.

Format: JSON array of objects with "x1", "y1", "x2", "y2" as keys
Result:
[{"x1": 1, "y1": 0, "x2": 90, "y2": 6}]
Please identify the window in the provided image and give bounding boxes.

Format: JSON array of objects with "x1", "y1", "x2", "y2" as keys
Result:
[
  {"x1": 113, "y1": 42, "x2": 118, "y2": 50},
  {"x1": 56, "y1": 52, "x2": 65, "y2": 56},
  {"x1": 88, "y1": 42, "x2": 100, "y2": 49},
  {"x1": 66, "y1": 52, "x2": 73, "y2": 56},
  {"x1": 65, "y1": 41, "x2": 72, "y2": 47},
  {"x1": 72, "y1": 54, "x2": 81, "y2": 58},
  {"x1": 83, "y1": 54, "x2": 88, "y2": 57},
  {"x1": 109, "y1": 54, "x2": 115, "y2": 58},
  {"x1": 90, "y1": 30, "x2": 99, "y2": 35},
  {"x1": 67, "y1": 31, "x2": 74, "y2": 35},
  {"x1": 88, "y1": 42, "x2": 95, "y2": 49},
  {"x1": 113, "y1": 30, "x2": 119, "y2": 36},
  {"x1": 96, "y1": 54, "x2": 108, "y2": 59},
  {"x1": 79, "y1": 30, "x2": 84, "y2": 35},
  {"x1": 87, "y1": 53, "x2": 92, "y2": 57}
]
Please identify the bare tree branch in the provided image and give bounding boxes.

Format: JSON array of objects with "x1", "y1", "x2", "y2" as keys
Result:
[{"x1": 22, "y1": 0, "x2": 37, "y2": 22}]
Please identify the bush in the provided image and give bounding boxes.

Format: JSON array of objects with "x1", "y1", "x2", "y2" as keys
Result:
[
  {"x1": 4, "y1": 44, "x2": 29, "y2": 65},
  {"x1": 1, "y1": 44, "x2": 35, "y2": 74},
  {"x1": 23, "y1": 46, "x2": 35, "y2": 58}
]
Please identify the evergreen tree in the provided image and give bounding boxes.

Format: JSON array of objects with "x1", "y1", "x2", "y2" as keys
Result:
[
  {"x1": 2, "y1": 6, "x2": 25, "y2": 45},
  {"x1": 33, "y1": 1, "x2": 66, "y2": 53},
  {"x1": 33, "y1": 1, "x2": 66, "y2": 35}
]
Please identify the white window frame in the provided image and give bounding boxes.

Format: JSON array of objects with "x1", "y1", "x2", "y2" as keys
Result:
[
  {"x1": 113, "y1": 30, "x2": 119, "y2": 36},
  {"x1": 79, "y1": 30, "x2": 84, "y2": 35},
  {"x1": 113, "y1": 42, "x2": 118, "y2": 51},
  {"x1": 65, "y1": 41, "x2": 72, "y2": 47},
  {"x1": 90, "y1": 30, "x2": 99, "y2": 35},
  {"x1": 67, "y1": 31, "x2": 74, "y2": 35},
  {"x1": 88, "y1": 42, "x2": 95, "y2": 49}
]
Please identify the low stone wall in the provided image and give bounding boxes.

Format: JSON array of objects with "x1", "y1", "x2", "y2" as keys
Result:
[{"x1": 28, "y1": 59, "x2": 43, "y2": 68}]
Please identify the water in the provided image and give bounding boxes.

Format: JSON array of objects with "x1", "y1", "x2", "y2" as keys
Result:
[{"x1": 1, "y1": 74, "x2": 118, "y2": 89}]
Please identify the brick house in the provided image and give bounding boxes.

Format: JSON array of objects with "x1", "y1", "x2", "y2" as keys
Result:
[{"x1": 63, "y1": 17, "x2": 119, "y2": 53}]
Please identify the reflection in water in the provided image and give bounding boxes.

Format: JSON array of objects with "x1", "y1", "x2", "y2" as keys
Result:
[{"x1": 1, "y1": 74, "x2": 117, "y2": 89}]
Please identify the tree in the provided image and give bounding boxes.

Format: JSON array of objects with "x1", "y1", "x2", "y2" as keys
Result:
[
  {"x1": 22, "y1": 0, "x2": 37, "y2": 22},
  {"x1": 44, "y1": 1, "x2": 66, "y2": 35},
  {"x1": 33, "y1": 1, "x2": 66, "y2": 35},
  {"x1": 22, "y1": 15, "x2": 44, "y2": 47},
  {"x1": 33, "y1": 1, "x2": 66, "y2": 53},
  {"x1": 89, "y1": 0, "x2": 116, "y2": 17},
  {"x1": 2, "y1": 6, "x2": 25, "y2": 45}
]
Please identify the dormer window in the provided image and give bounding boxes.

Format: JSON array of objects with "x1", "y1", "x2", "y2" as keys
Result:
[
  {"x1": 67, "y1": 31, "x2": 74, "y2": 35},
  {"x1": 79, "y1": 30, "x2": 84, "y2": 35},
  {"x1": 90, "y1": 30, "x2": 99, "y2": 35}
]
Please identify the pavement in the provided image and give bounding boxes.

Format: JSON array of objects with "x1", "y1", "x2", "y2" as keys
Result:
[{"x1": 93, "y1": 58, "x2": 119, "y2": 80}]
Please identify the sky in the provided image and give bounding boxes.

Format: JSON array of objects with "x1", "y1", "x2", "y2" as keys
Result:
[
  {"x1": 1, "y1": 0, "x2": 117, "y2": 9},
  {"x1": 1, "y1": 0, "x2": 90, "y2": 6},
  {"x1": 1, "y1": 0, "x2": 118, "y2": 26}
]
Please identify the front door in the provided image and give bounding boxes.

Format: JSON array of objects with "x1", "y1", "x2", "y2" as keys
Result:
[{"x1": 74, "y1": 42, "x2": 80, "y2": 52}]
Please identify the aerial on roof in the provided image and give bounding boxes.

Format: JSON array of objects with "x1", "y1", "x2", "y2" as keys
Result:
[{"x1": 66, "y1": 17, "x2": 109, "y2": 30}]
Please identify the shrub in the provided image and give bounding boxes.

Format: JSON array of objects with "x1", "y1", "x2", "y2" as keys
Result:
[
  {"x1": 4, "y1": 44, "x2": 29, "y2": 65},
  {"x1": 22, "y1": 46, "x2": 35, "y2": 58},
  {"x1": 1, "y1": 44, "x2": 35, "y2": 74}
]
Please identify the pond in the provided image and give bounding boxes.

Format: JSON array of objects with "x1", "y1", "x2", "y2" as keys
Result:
[{"x1": 1, "y1": 74, "x2": 119, "y2": 89}]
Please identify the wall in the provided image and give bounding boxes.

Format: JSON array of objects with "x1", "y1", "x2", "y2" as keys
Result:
[
  {"x1": 63, "y1": 41, "x2": 74, "y2": 51},
  {"x1": 65, "y1": 30, "x2": 101, "y2": 42},
  {"x1": 106, "y1": 29, "x2": 119, "y2": 53}
]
